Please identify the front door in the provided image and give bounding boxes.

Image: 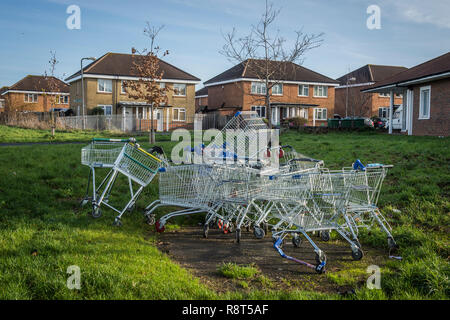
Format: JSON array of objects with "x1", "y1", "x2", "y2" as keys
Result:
[{"x1": 156, "y1": 109, "x2": 164, "y2": 132}]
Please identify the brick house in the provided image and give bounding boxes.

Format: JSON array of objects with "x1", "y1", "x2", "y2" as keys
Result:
[
  {"x1": 0, "y1": 75, "x2": 70, "y2": 113},
  {"x1": 0, "y1": 86, "x2": 7, "y2": 113},
  {"x1": 334, "y1": 65, "x2": 407, "y2": 119},
  {"x1": 195, "y1": 87, "x2": 208, "y2": 112},
  {"x1": 65, "y1": 52, "x2": 200, "y2": 132},
  {"x1": 201, "y1": 59, "x2": 339, "y2": 127},
  {"x1": 363, "y1": 52, "x2": 450, "y2": 136}
]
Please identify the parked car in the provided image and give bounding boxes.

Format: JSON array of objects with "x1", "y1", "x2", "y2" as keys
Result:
[
  {"x1": 372, "y1": 117, "x2": 387, "y2": 128},
  {"x1": 385, "y1": 106, "x2": 402, "y2": 130},
  {"x1": 362, "y1": 117, "x2": 374, "y2": 127}
]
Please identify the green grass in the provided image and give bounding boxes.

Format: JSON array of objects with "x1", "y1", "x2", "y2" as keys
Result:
[
  {"x1": 218, "y1": 263, "x2": 260, "y2": 280},
  {"x1": 0, "y1": 128, "x2": 448, "y2": 299}
]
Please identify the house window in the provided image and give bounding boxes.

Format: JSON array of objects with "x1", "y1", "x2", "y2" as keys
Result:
[
  {"x1": 379, "y1": 92, "x2": 390, "y2": 97},
  {"x1": 24, "y1": 93, "x2": 38, "y2": 103},
  {"x1": 121, "y1": 81, "x2": 127, "y2": 94},
  {"x1": 98, "y1": 105, "x2": 112, "y2": 115},
  {"x1": 173, "y1": 108, "x2": 186, "y2": 121},
  {"x1": 298, "y1": 85, "x2": 309, "y2": 97},
  {"x1": 57, "y1": 95, "x2": 68, "y2": 104},
  {"x1": 272, "y1": 83, "x2": 283, "y2": 95},
  {"x1": 419, "y1": 86, "x2": 431, "y2": 119},
  {"x1": 313, "y1": 86, "x2": 328, "y2": 97},
  {"x1": 98, "y1": 79, "x2": 112, "y2": 93},
  {"x1": 314, "y1": 108, "x2": 327, "y2": 120},
  {"x1": 378, "y1": 107, "x2": 388, "y2": 118},
  {"x1": 251, "y1": 106, "x2": 266, "y2": 118},
  {"x1": 251, "y1": 82, "x2": 266, "y2": 95},
  {"x1": 173, "y1": 83, "x2": 186, "y2": 96},
  {"x1": 395, "y1": 93, "x2": 403, "y2": 98}
]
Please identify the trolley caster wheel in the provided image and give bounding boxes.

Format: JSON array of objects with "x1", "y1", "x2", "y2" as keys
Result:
[
  {"x1": 387, "y1": 237, "x2": 399, "y2": 250},
  {"x1": 236, "y1": 228, "x2": 241, "y2": 243},
  {"x1": 80, "y1": 198, "x2": 89, "y2": 207},
  {"x1": 292, "y1": 234, "x2": 302, "y2": 248},
  {"x1": 315, "y1": 251, "x2": 327, "y2": 265},
  {"x1": 253, "y1": 226, "x2": 265, "y2": 239},
  {"x1": 320, "y1": 231, "x2": 330, "y2": 242},
  {"x1": 315, "y1": 263, "x2": 326, "y2": 274},
  {"x1": 155, "y1": 220, "x2": 165, "y2": 233},
  {"x1": 113, "y1": 218, "x2": 122, "y2": 227},
  {"x1": 91, "y1": 207, "x2": 102, "y2": 219},
  {"x1": 146, "y1": 214, "x2": 156, "y2": 226},
  {"x1": 203, "y1": 223, "x2": 209, "y2": 238},
  {"x1": 246, "y1": 225, "x2": 250, "y2": 232},
  {"x1": 351, "y1": 248, "x2": 364, "y2": 261},
  {"x1": 209, "y1": 220, "x2": 215, "y2": 228}
]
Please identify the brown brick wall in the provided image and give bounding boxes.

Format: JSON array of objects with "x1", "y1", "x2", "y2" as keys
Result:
[
  {"x1": 335, "y1": 86, "x2": 403, "y2": 118},
  {"x1": 206, "y1": 81, "x2": 335, "y2": 126},
  {"x1": 4, "y1": 92, "x2": 69, "y2": 113},
  {"x1": 411, "y1": 78, "x2": 450, "y2": 136}
]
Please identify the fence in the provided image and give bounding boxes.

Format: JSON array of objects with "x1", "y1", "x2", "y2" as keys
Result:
[{"x1": 0, "y1": 112, "x2": 232, "y2": 132}]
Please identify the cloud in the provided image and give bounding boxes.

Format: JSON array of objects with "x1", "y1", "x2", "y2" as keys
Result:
[{"x1": 387, "y1": 0, "x2": 450, "y2": 29}]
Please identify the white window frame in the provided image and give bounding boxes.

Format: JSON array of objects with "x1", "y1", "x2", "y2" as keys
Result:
[
  {"x1": 419, "y1": 85, "x2": 431, "y2": 120},
  {"x1": 314, "y1": 108, "x2": 327, "y2": 120},
  {"x1": 56, "y1": 95, "x2": 68, "y2": 104},
  {"x1": 378, "y1": 107, "x2": 388, "y2": 118},
  {"x1": 24, "y1": 93, "x2": 38, "y2": 103},
  {"x1": 98, "y1": 79, "x2": 112, "y2": 93},
  {"x1": 379, "y1": 92, "x2": 390, "y2": 97},
  {"x1": 173, "y1": 83, "x2": 186, "y2": 96},
  {"x1": 121, "y1": 81, "x2": 127, "y2": 94},
  {"x1": 98, "y1": 104, "x2": 112, "y2": 116},
  {"x1": 251, "y1": 82, "x2": 267, "y2": 95},
  {"x1": 313, "y1": 86, "x2": 328, "y2": 98},
  {"x1": 173, "y1": 107, "x2": 186, "y2": 121},
  {"x1": 250, "y1": 105, "x2": 266, "y2": 118},
  {"x1": 272, "y1": 83, "x2": 283, "y2": 95},
  {"x1": 298, "y1": 85, "x2": 309, "y2": 97}
]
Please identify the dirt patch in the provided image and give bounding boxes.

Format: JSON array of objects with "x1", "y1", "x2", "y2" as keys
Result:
[{"x1": 154, "y1": 226, "x2": 388, "y2": 295}]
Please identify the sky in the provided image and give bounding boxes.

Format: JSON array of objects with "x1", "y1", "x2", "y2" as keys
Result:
[{"x1": 0, "y1": 0, "x2": 449, "y2": 90}]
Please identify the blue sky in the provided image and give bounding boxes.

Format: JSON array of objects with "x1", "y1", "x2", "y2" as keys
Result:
[{"x1": 1, "y1": 0, "x2": 449, "y2": 89}]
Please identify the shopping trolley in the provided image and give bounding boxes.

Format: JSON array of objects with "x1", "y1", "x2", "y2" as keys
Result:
[
  {"x1": 92, "y1": 141, "x2": 163, "y2": 226},
  {"x1": 80, "y1": 138, "x2": 134, "y2": 218}
]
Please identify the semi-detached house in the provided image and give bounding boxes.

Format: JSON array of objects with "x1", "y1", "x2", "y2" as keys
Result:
[
  {"x1": 198, "y1": 59, "x2": 339, "y2": 127},
  {"x1": 65, "y1": 52, "x2": 200, "y2": 131}
]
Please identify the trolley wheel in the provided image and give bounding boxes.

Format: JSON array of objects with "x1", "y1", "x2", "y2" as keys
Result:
[
  {"x1": 209, "y1": 220, "x2": 216, "y2": 229},
  {"x1": 315, "y1": 263, "x2": 326, "y2": 274},
  {"x1": 320, "y1": 231, "x2": 330, "y2": 242},
  {"x1": 146, "y1": 214, "x2": 156, "y2": 226},
  {"x1": 80, "y1": 198, "x2": 89, "y2": 208},
  {"x1": 155, "y1": 220, "x2": 165, "y2": 233},
  {"x1": 292, "y1": 234, "x2": 302, "y2": 248},
  {"x1": 315, "y1": 251, "x2": 327, "y2": 265},
  {"x1": 253, "y1": 226, "x2": 265, "y2": 239},
  {"x1": 246, "y1": 225, "x2": 250, "y2": 232},
  {"x1": 203, "y1": 223, "x2": 209, "y2": 239},
  {"x1": 387, "y1": 237, "x2": 399, "y2": 250},
  {"x1": 91, "y1": 207, "x2": 102, "y2": 219},
  {"x1": 236, "y1": 228, "x2": 241, "y2": 243},
  {"x1": 351, "y1": 248, "x2": 364, "y2": 261},
  {"x1": 113, "y1": 218, "x2": 122, "y2": 227}
]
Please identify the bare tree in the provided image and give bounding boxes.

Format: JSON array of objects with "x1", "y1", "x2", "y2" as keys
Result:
[
  {"x1": 337, "y1": 86, "x2": 372, "y2": 118},
  {"x1": 220, "y1": 0, "x2": 324, "y2": 127},
  {"x1": 42, "y1": 51, "x2": 61, "y2": 137},
  {"x1": 123, "y1": 22, "x2": 169, "y2": 143}
]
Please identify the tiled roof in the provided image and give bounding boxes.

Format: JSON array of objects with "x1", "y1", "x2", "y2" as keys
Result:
[
  {"x1": 65, "y1": 52, "x2": 200, "y2": 82},
  {"x1": 195, "y1": 87, "x2": 208, "y2": 96},
  {"x1": 364, "y1": 52, "x2": 450, "y2": 90},
  {"x1": 336, "y1": 65, "x2": 407, "y2": 85},
  {"x1": 204, "y1": 59, "x2": 338, "y2": 85},
  {"x1": 6, "y1": 75, "x2": 69, "y2": 93}
]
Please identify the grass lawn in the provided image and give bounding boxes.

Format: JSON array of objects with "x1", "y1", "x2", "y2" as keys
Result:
[{"x1": 0, "y1": 128, "x2": 448, "y2": 299}]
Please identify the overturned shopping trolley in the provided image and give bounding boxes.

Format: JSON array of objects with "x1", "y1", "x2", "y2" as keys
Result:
[{"x1": 92, "y1": 142, "x2": 163, "y2": 226}]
